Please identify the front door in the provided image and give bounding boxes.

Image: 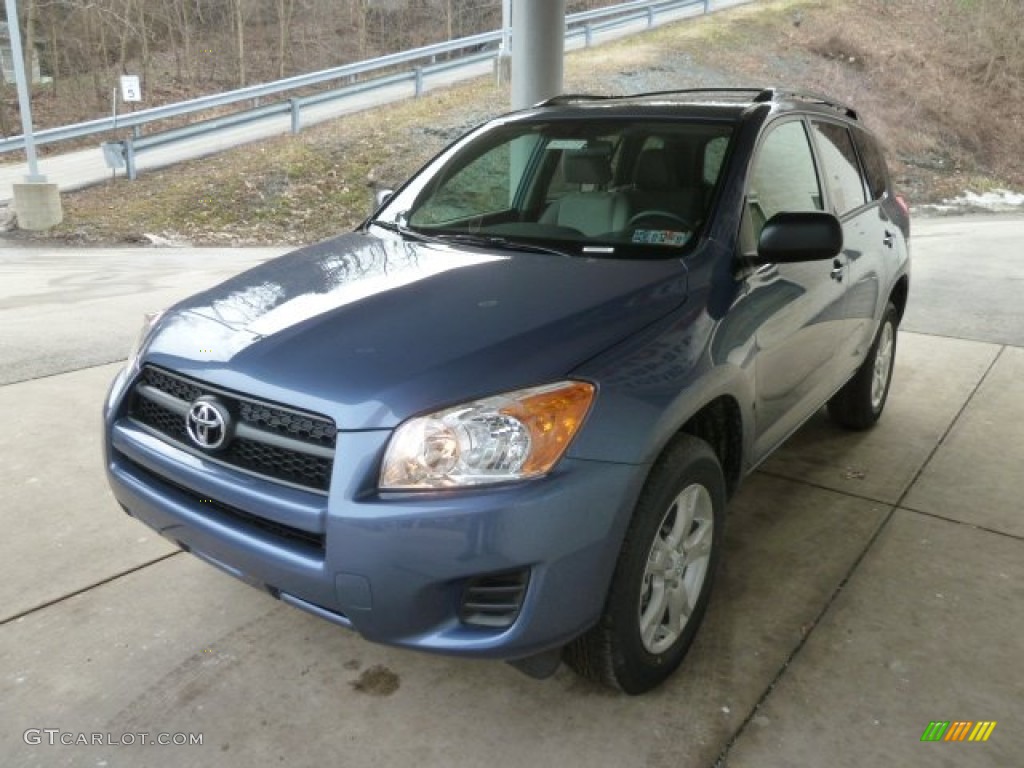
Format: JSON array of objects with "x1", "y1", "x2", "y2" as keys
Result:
[{"x1": 740, "y1": 119, "x2": 849, "y2": 460}]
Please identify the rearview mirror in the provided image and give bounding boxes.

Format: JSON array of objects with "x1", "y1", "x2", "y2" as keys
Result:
[{"x1": 754, "y1": 212, "x2": 843, "y2": 265}]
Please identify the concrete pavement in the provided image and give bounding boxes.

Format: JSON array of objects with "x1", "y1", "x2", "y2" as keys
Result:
[
  {"x1": 1, "y1": 215, "x2": 1022, "y2": 767},
  {"x1": 0, "y1": 246, "x2": 285, "y2": 385}
]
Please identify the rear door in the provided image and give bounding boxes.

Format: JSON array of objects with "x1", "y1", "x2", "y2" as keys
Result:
[
  {"x1": 851, "y1": 125, "x2": 909, "y2": 339},
  {"x1": 808, "y1": 119, "x2": 883, "y2": 379}
]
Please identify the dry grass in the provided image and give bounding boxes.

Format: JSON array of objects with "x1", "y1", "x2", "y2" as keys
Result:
[{"x1": 27, "y1": 0, "x2": 1023, "y2": 246}]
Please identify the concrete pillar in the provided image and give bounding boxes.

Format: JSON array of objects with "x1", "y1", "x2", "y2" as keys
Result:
[
  {"x1": 511, "y1": 0, "x2": 565, "y2": 110},
  {"x1": 13, "y1": 182, "x2": 63, "y2": 230}
]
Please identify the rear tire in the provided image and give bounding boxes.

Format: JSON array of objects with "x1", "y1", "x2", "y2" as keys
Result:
[
  {"x1": 564, "y1": 434, "x2": 725, "y2": 694},
  {"x1": 828, "y1": 302, "x2": 898, "y2": 430}
]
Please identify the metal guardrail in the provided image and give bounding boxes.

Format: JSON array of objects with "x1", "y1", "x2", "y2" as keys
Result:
[
  {"x1": 2, "y1": 0, "x2": 710, "y2": 178},
  {"x1": 109, "y1": 54, "x2": 498, "y2": 179}
]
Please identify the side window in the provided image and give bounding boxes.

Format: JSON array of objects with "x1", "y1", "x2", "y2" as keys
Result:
[
  {"x1": 746, "y1": 121, "x2": 823, "y2": 243},
  {"x1": 703, "y1": 136, "x2": 728, "y2": 186},
  {"x1": 811, "y1": 121, "x2": 868, "y2": 215},
  {"x1": 851, "y1": 128, "x2": 889, "y2": 201},
  {"x1": 411, "y1": 143, "x2": 512, "y2": 225}
]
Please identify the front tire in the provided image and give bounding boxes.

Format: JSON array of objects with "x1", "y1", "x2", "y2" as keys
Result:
[
  {"x1": 828, "y1": 302, "x2": 898, "y2": 430},
  {"x1": 564, "y1": 435, "x2": 725, "y2": 694}
]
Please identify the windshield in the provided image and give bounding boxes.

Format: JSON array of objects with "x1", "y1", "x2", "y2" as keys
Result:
[{"x1": 373, "y1": 117, "x2": 734, "y2": 258}]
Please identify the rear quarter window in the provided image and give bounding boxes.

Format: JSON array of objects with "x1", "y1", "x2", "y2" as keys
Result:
[
  {"x1": 851, "y1": 128, "x2": 889, "y2": 201},
  {"x1": 811, "y1": 121, "x2": 868, "y2": 215}
]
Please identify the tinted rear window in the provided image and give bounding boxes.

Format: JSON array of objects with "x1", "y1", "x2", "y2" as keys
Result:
[
  {"x1": 852, "y1": 128, "x2": 889, "y2": 201},
  {"x1": 811, "y1": 121, "x2": 868, "y2": 215}
]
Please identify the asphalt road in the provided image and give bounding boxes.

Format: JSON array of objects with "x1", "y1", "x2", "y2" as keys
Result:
[{"x1": 900, "y1": 215, "x2": 1024, "y2": 347}]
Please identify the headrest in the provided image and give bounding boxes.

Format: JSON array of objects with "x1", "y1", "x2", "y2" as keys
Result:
[
  {"x1": 564, "y1": 148, "x2": 612, "y2": 186},
  {"x1": 634, "y1": 148, "x2": 674, "y2": 190}
]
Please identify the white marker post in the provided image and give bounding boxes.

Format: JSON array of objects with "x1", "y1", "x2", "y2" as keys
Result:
[
  {"x1": 5, "y1": 0, "x2": 62, "y2": 229},
  {"x1": 495, "y1": 0, "x2": 512, "y2": 84},
  {"x1": 5, "y1": 0, "x2": 43, "y2": 181}
]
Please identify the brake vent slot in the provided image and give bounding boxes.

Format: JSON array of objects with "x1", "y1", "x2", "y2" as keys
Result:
[{"x1": 459, "y1": 569, "x2": 530, "y2": 629}]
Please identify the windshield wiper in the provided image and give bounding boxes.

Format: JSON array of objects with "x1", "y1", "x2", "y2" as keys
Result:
[
  {"x1": 369, "y1": 223, "x2": 577, "y2": 258},
  {"x1": 431, "y1": 232, "x2": 575, "y2": 259},
  {"x1": 366, "y1": 219, "x2": 438, "y2": 243}
]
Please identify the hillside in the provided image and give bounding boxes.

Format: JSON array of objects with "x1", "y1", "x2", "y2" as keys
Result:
[{"x1": 25, "y1": 0, "x2": 1024, "y2": 245}]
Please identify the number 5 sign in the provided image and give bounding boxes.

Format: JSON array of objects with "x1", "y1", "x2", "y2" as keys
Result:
[{"x1": 120, "y1": 75, "x2": 141, "y2": 103}]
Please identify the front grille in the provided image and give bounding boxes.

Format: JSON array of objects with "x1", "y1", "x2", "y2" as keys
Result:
[
  {"x1": 460, "y1": 570, "x2": 530, "y2": 629},
  {"x1": 126, "y1": 366, "x2": 336, "y2": 494},
  {"x1": 238, "y1": 402, "x2": 336, "y2": 448},
  {"x1": 225, "y1": 437, "x2": 332, "y2": 491},
  {"x1": 132, "y1": 393, "x2": 189, "y2": 443},
  {"x1": 144, "y1": 367, "x2": 203, "y2": 403},
  {"x1": 120, "y1": 454, "x2": 325, "y2": 552}
]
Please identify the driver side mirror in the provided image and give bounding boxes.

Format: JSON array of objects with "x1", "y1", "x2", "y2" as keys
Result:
[
  {"x1": 753, "y1": 211, "x2": 843, "y2": 265},
  {"x1": 372, "y1": 188, "x2": 394, "y2": 212}
]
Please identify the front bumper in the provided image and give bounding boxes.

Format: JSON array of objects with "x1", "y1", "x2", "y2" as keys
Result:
[{"x1": 105, "y1": 384, "x2": 647, "y2": 660}]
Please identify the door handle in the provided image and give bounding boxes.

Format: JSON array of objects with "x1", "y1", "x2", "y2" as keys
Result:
[
  {"x1": 883, "y1": 230, "x2": 895, "y2": 248},
  {"x1": 830, "y1": 258, "x2": 844, "y2": 282}
]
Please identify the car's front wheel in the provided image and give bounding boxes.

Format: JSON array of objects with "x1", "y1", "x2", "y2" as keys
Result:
[
  {"x1": 564, "y1": 434, "x2": 725, "y2": 694},
  {"x1": 828, "y1": 301, "x2": 898, "y2": 430}
]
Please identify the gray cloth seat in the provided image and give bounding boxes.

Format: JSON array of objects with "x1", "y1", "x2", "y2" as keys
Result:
[
  {"x1": 540, "y1": 148, "x2": 631, "y2": 236},
  {"x1": 627, "y1": 148, "x2": 701, "y2": 224}
]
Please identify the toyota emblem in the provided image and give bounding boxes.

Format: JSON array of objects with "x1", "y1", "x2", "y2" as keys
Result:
[{"x1": 186, "y1": 398, "x2": 231, "y2": 450}]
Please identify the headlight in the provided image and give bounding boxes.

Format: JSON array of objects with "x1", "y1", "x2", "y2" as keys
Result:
[
  {"x1": 380, "y1": 381, "x2": 595, "y2": 490},
  {"x1": 127, "y1": 310, "x2": 165, "y2": 371}
]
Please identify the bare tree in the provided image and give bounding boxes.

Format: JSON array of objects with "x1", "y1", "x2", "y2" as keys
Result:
[
  {"x1": 276, "y1": 0, "x2": 296, "y2": 79},
  {"x1": 21, "y1": 0, "x2": 37, "y2": 81},
  {"x1": 234, "y1": 0, "x2": 247, "y2": 87},
  {"x1": 137, "y1": 0, "x2": 152, "y2": 88},
  {"x1": 44, "y1": 0, "x2": 59, "y2": 96}
]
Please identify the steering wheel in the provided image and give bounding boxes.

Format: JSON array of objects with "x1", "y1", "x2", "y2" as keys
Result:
[{"x1": 627, "y1": 210, "x2": 692, "y2": 230}]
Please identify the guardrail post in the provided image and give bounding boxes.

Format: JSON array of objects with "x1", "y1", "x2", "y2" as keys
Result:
[
  {"x1": 585, "y1": 23, "x2": 593, "y2": 47},
  {"x1": 132, "y1": 125, "x2": 141, "y2": 139},
  {"x1": 290, "y1": 98, "x2": 301, "y2": 134},
  {"x1": 124, "y1": 137, "x2": 137, "y2": 181},
  {"x1": 414, "y1": 67, "x2": 424, "y2": 97},
  {"x1": 647, "y1": 6, "x2": 655, "y2": 27}
]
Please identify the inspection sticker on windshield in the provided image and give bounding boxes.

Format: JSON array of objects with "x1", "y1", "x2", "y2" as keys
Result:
[{"x1": 632, "y1": 229, "x2": 690, "y2": 246}]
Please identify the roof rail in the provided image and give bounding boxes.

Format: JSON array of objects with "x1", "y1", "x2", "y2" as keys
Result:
[
  {"x1": 537, "y1": 88, "x2": 770, "y2": 107},
  {"x1": 534, "y1": 93, "x2": 614, "y2": 107},
  {"x1": 614, "y1": 87, "x2": 772, "y2": 100},
  {"x1": 535, "y1": 88, "x2": 858, "y2": 120},
  {"x1": 754, "y1": 88, "x2": 858, "y2": 120}
]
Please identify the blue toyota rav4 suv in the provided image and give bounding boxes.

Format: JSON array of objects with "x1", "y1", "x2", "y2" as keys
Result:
[{"x1": 104, "y1": 88, "x2": 910, "y2": 694}]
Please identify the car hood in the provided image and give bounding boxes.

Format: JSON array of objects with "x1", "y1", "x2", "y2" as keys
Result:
[{"x1": 145, "y1": 231, "x2": 688, "y2": 429}]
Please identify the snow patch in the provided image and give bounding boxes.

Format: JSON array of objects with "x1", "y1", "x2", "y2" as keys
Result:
[{"x1": 917, "y1": 188, "x2": 1024, "y2": 214}]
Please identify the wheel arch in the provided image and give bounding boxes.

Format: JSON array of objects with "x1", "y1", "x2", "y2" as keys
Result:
[
  {"x1": 667, "y1": 395, "x2": 744, "y2": 499},
  {"x1": 889, "y1": 274, "x2": 910, "y2": 325}
]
